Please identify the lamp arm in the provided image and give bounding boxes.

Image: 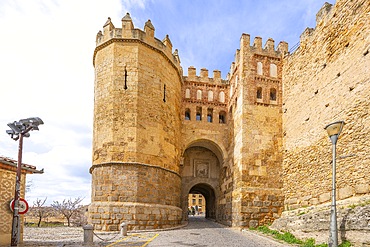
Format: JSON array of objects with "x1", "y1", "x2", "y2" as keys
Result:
[{"x1": 22, "y1": 126, "x2": 33, "y2": 134}]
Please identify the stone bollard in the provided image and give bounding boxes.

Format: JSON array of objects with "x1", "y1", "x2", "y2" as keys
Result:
[
  {"x1": 120, "y1": 222, "x2": 127, "y2": 236},
  {"x1": 83, "y1": 224, "x2": 94, "y2": 245}
]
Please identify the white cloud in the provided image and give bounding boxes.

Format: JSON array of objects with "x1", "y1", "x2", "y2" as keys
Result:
[{"x1": 0, "y1": 0, "x2": 123, "y2": 206}]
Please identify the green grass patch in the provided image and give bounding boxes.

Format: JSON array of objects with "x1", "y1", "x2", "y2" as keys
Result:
[
  {"x1": 252, "y1": 225, "x2": 352, "y2": 247},
  {"x1": 255, "y1": 225, "x2": 302, "y2": 244},
  {"x1": 347, "y1": 200, "x2": 370, "y2": 209},
  {"x1": 359, "y1": 200, "x2": 370, "y2": 207},
  {"x1": 340, "y1": 240, "x2": 352, "y2": 247}
]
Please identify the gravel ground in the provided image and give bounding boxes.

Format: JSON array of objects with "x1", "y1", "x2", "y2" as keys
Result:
[{"x1": 20, "y1": 226, "x2": 121, "y2": 246}]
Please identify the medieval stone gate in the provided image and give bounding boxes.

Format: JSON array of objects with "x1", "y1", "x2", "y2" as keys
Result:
[
  {"x1": 89, "y1": 11, "x2": 286, "y2": 231},
  {"x1": 88, "y1": 2, "x2": 370, "y2": 240},
  {"x1": 180, "y1": 140, "x2": 224, "y2": 222}
]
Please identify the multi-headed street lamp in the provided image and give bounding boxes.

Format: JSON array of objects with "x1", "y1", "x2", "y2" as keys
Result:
[
  {"x1": 324, "y1": 120, "x2": 345, "y2": 247},
  {"x1": 6, "y1": 117, "x2": 43, "y2": 246}
]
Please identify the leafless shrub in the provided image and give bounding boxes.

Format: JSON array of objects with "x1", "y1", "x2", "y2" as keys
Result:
[{"x1": 51, "y1": 197, "x2": 83, "y2": 227}]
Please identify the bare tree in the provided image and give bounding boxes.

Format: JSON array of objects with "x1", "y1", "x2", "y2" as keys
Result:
[
  {"x1": 70, "y1": 205, "x2": 88, "y2": 227},
  {"x1": 30, "y1": 197, "x2": 52, "y2": 227},
  {"x1": 51, "y1": 197, "x2": 83, "y2": 227}
]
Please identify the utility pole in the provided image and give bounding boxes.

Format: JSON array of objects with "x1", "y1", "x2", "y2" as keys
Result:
[{"x1": 6, "y1": 117, "x2": 43, "y2": 246}]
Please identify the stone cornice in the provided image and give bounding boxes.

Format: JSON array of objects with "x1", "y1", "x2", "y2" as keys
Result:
[
  {"x1": 253, "y1": 53, "x2": 282, "y2": 61},
  {"x1": 255, "y1": 75, "x2": 281, "y2": 84},
  {"x1": 90, "y1": 161, "x2": 181, "y2": 177},
  {"x1": 182, "y1": 99, "x2": 227, "y2": 107}
]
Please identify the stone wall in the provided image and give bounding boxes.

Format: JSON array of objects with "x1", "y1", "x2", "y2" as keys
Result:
[
  {"x1": 0, "y1": 166, "x2": 26, "y2": 246},
  {"x1": 89, "y1": 164, "x2": 181, "y2": 230},
  {"x1": 282, "y1": 0, "x2": 370, "y2": 210},
  {"x1": 271, "y1": 196, "x2": 370, "y2": 246}
]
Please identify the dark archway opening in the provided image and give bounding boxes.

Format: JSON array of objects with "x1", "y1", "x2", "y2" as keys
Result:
[{"x1": 189, "y1": 183, "x2": 216, "y2": 219}]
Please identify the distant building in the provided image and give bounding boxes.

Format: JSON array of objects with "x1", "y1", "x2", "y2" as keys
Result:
[
  {"x1": 0, "y1": 156, "x2": 43, "y2": 246},
  {"x1": 188, "y1": 194, "x2": 206, "y2": 215}
]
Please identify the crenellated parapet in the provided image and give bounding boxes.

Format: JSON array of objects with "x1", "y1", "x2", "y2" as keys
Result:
[
  {"x1": 228, "y1": 34, "x2": 288, "y2": 77},
  {"x1": 184, "y1": 66, "x2": 227, "y2": 85},
  {"x1": 316, "y1": 2, "x2": 333, "y2": 26},
  {"x1": 183, "y1": 66, "x2": 228, "y2": 107},
  {"x1": 299, "y1": 27, "x2": 315, "y2": 47},
  {"x1": 226, "y1": 33, "x2": 286, "y2": 107},
  {"x1": 298, "y1": 2, "x2": 333, "y2": 49},
  {"x1": 182, "y1": 66, "x2": 229, "y2": 124},
  {"x1": 240, "y1": 34, "x2": 288, "y2": 56},
  {"x1": 94, "y1": 13, "x2": 180, "y2": 69}
]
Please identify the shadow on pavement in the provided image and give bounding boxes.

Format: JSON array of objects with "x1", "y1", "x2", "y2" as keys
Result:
[{"x1": 183, "y1": 215, "x2": 227, "y2": 230}]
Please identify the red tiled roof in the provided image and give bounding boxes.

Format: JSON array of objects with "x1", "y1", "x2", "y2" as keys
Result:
[{"x1": 0, "y1": 156, "x2": 43, "y2": 174}]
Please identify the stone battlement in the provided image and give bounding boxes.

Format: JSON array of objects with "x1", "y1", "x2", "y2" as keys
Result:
[
  {"x1": 240, "y1": 34, "x2": 288, "y2": 56},
  {"x1": 316, "y1": 2, "x2": 333, "y2": 26},
  {"x1": 228, "y1": 34, "x2": 288, "y2": 77},
  {"x1": 95, "y1": 13, "x2": 180, "y2": 67},
  {"x1": 184, "y1": 66, "x2": 227, "y2": 84},
  {"x1": 299, "y1": 2, "x2": 333, "y2": 47}
]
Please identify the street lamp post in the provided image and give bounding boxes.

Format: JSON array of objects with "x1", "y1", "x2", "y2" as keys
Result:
[
  {"x1": 6, "y1": 117, "x2": 44, "y2": 246},
  {"x1": 324, "y1": 120, "x2": 345, "y2": 247}
]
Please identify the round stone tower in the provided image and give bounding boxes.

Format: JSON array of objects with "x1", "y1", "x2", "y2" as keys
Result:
[{"x1": 89, "y1": 14, "x2": 183, "y2": 231}]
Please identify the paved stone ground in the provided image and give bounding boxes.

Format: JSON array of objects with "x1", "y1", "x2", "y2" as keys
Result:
[
  {"x1": 20, "y1": 216, "x2": 289, "y2": 247},
  {"x1": 146, "y1": 216, "x2": 288, "y2": 247}
]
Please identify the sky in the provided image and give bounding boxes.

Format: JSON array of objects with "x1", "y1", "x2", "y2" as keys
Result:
[{"x1": 0, "y1": 0, "x2": 335, "y2": 206}]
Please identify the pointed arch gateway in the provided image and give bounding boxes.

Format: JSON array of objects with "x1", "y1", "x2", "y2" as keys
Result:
[{"x1": 180, "y1": 139, "x2": 224, "y2": 223}]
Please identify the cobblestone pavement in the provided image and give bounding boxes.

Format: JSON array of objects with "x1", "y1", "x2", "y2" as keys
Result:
[
  {"x1": 21, "y1": 216, "x2": 289, "y2": 247},
  {"x1": 145, "y1": 216, "x2": 288, "y2": 247}
]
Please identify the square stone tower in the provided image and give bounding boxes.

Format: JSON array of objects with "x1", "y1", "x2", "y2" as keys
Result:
[{"x1": 225, "y1": 34, "x2": 288, "y2": 227}]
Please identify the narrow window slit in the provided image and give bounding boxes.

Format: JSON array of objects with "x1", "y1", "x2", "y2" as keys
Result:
[
  {"x1": 124, "y1": 66, "x2": 128, "y2": 90},
  {"x1": 163, "y1": 84, "x2": 166, "y2": 102}
]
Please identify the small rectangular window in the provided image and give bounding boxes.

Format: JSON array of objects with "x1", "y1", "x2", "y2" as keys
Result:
[
  {"x1": 257, "y1": 87, "x2": 262, "y2": 99},
  {"x1": 270, "y1": 88, "x2": 277, "y2": 101},
  {"x1": 207, "y1": 108, "x2": 213, "y2": 123},
  {"x1": 185, "y1": 109, "x2": 191, "y2": 120},
  {"x1": 196, "y1": 107, "x2": 202, "y2": 121}
]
